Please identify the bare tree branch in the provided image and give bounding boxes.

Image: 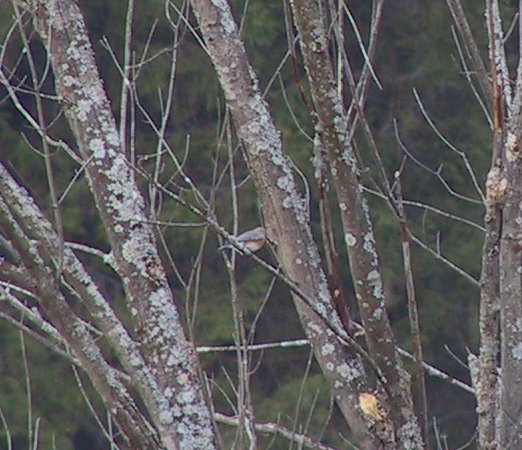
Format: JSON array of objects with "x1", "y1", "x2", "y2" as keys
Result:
[
  {"x1": 189, "y1": 0, "x2": 384, "y2": 447},
  {"x1": 445, "y1": 0, "x2": 492, "y2": 106},
  {"x1": 394, "y1": 170, "x2": 429, "y2": 447},
  {"x1": 2, "y1": 1, "x2": 222, "y2": 448},
  {"x1": 289, "y1": 1, "x2": 422, "y2": 447}
]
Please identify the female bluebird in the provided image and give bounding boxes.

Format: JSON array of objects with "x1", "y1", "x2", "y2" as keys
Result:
[{"x1": 218, "y1": 226, "x2": 266, "y2": 252}]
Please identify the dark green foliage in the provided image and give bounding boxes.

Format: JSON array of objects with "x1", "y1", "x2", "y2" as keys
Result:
[
  {"x1": 0, "y1": 0, "x2": 497, "y2": 448},
  {"x1": 0, "y1": 322, "x2": 105, "y2": 450}
]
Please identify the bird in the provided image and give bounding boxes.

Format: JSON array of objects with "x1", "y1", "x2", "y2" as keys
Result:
[{"x1": 218, "y1": 226, "x2": 266, "y2": 253}]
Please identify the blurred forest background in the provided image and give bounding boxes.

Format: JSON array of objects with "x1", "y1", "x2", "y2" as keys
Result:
[{"x1": 0, "y1": 0, "x2": 500, "y2": 448}]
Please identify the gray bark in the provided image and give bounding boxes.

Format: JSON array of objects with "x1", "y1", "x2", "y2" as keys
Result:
[{"x1": 190, "y1": 0, "x2": 389, "y2": 447}]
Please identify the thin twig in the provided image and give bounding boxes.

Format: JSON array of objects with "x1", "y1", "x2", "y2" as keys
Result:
[
  {"x1": 412, "y1": 88, "x2": 485, "y2": 203},
  {"x1": 394, "y1": 169, "x2": 429, "y2": 446},
  {"x1": 342, "y1": 3, "x2": 382, "y2": 90},
  {"x1": 363, "y1": 186, "x2": 485, "y2": 231},
  {"x1": 215, "y1": 413, "x2": 339, "y2": 450},
  {"x1": 119, "y1": 0, "x2": 135, "y2": 155},
  {"x1": 70, "y1": 362, "x2": 121, "y2": 450},
  {"x1": 397, "y1": 347, "x2": 474, "y2": 395},
  {"x1": 445, "y1": 0, "x2": 492, "y2": 104},
  {"x1": 197, "y1": 339, "x2": 310, "y2": 353},
  {"x1": 222, "y1": 112, "x2": 258, "y2": 450},
  {"x1": 20, "y1": 327, "x2": 33, "y2": 448},
  {"x1": 13, "y1": 1, "x2": 65, "y2": 277},
  {"x1": 0, "y1": 404, "x2": 12, "y2": 450},
  {"x1": 198, "y1": 337, "x2": 475, "y2": 395},
  {"x1": 410, "y1": 233, "x2": 480, "y2": 287},
  {"x1": 0, "y1": 310, "x2": 79, "y2": 366},
  {"x1": 394, "y1": 119, "x2": 483, "y2": 205},
  {"x1": 450, "y1": 25, "x2": 492, "y2": 127}
]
